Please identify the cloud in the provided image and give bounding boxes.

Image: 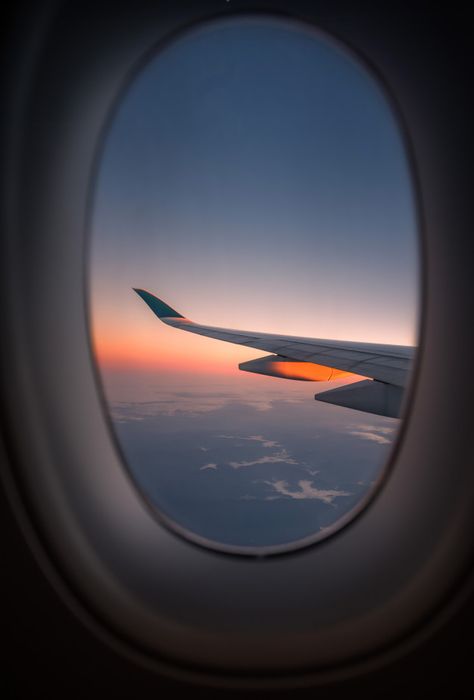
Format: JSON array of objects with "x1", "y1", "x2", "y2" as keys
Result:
[
  {"x1": 247, "y1": 435, "x2": 281, "y2": 448},
  {"x1": 200, "y1": 463, "x2": 218, "y2": 471},
  {"x1": 217, "y1": 434, "x2": 281, "y2": 448},
  {"x1": 354, "y1": 424, "x2": 396, "y2": 435},
  {"x1": 229, "y1": 449, "x2": 298, "y2": 469},
  {"x1": 110, "y1": 391, "x2": 275, "y2": 421},
  {"x1": 111, "y1": 397, "x2": 228, "y2": 419},
  {"x1": 111, "y1": 411, "x2": 145, "y2": 423},
  {"x1": 264, "y1": 479, "x2": 351, "y2": 503},
  {"x1": 345, "y1": 422, "x2": 396, "y2": 445},
  {"x1": 348, "y1": 431, "x2": 391, "y2": 445}
]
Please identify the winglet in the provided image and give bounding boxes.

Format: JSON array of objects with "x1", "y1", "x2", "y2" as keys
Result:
[{"x1": 133, "y1": 289, "x2": 184, "y2": 319}]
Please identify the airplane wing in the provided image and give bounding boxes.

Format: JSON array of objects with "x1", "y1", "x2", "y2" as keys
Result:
[{"x1": 133, "y1": 289, "x2": 415, "y2": 418}]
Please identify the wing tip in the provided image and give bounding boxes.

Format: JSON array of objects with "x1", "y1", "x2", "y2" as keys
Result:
[{"x1": 133, "y1": 288, "x2": 184, "y2": 319}]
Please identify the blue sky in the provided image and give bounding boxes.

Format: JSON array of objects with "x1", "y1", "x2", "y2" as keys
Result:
[{"x1": 90, "y1": 15, "x2": 418, "y2": 376}]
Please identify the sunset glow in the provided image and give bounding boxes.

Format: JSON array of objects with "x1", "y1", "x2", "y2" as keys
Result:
[{"x1": 92, "y1": 319, "x2": 264, "y2": 374}]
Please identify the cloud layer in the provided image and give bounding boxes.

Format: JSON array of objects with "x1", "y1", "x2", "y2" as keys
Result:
[
  {"x1": 218, "y1": 434, "x2": 281, "y2": 448},
  {"x1": 229, "y1": 449, "x2": 298, "y2": 469},
  {"x1": 347, "y1": 423, "x2": 396, "y2": 445},
  {"x1": 264, "y1": 479, "x2": 351, "y2": 503}
]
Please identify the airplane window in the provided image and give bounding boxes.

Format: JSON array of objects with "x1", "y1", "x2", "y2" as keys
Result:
[{"x1": 89, "y1": 15, "x2": 418, "y2": 554}]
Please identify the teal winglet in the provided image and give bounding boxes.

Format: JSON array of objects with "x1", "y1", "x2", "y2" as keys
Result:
[{"x1": 133, "y1": 288, "x2": 184, "y2": 319}]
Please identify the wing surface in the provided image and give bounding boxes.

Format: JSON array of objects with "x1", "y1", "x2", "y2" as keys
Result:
[{"x1": 134, "y1": 289, "x2": 414, "y2": 389}]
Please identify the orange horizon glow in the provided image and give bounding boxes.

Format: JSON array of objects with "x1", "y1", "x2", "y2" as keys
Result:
[
  {"x1": 91, "y1": 285, "x2": 416, "y2": 381},
  {"x1": 92, "y1": 321, "x2": 265, "y2": 375},
  {"x1": 93, "y1": 324, "x2": 366, "y2": 386},
  {"x1": 91, "y1": 302, "x2": 414, "y2": 380}
]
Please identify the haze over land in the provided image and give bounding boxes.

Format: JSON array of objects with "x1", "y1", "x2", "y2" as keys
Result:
[{"x1": 104, "y1": 370, "x2": 396, "y2": 547}]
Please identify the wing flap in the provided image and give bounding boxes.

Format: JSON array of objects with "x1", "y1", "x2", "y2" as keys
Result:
[{"x1": 316, "y1": 379, "x2": 404, "y2": 418}]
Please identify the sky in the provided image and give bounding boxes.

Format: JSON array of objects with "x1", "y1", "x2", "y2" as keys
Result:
[
  {"x1": 90, "y1": 15, "x2": 418, "y2": 381},
  {"x1": 88, "y1": 16, "x2": 418, "y2": 549}
]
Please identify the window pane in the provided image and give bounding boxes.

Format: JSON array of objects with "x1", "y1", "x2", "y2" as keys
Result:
[{"x1": 89, "y1": 16, "x2": 418, "y2": 553}]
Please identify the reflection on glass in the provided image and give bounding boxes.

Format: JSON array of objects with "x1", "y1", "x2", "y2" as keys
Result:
[{"x1": 90, "y1": 17, "x2": 418, "y2": 552}]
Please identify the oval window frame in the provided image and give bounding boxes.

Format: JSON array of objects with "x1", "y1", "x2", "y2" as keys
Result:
[{"x1": 2, "y1": 1, "x2": 473, "y2": 689}]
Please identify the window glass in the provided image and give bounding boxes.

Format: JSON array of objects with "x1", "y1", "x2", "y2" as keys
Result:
[{"x1": 89, "y1": 16, "x2": 418, "y2": 552}]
